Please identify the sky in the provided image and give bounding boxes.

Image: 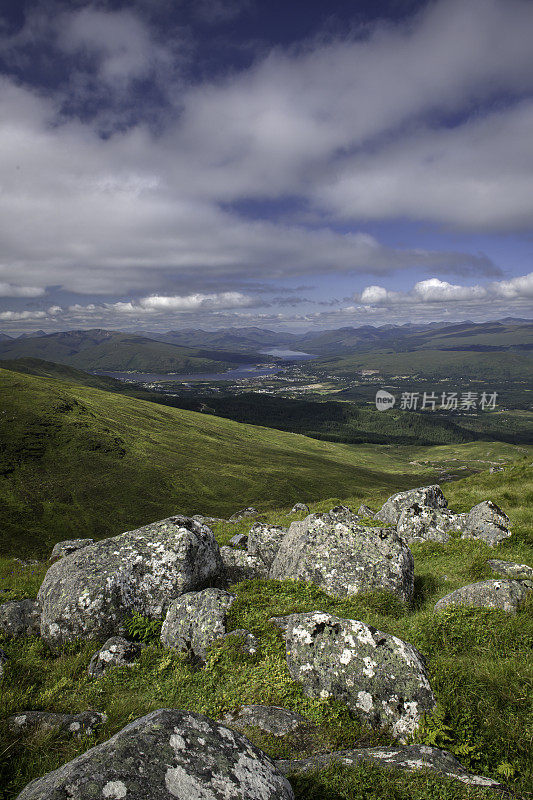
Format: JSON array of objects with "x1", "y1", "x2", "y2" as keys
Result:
[{"x1": 0, "y1": 0, "x2": 532, "y2": 334}]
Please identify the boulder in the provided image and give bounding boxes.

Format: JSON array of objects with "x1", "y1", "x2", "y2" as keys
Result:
[
  {"x1": 228, "y1": 507, "x2": 259, "y2": 522},
  {"x1": 487, "y1": 559, "x2": 533, "y2": 580},
  {"x1": 222, "y1": 705, "x2": 310, "y2": 737},
  {"x1": 247, "y1": 523, "x2": 288, "y2": 569},
  {"x1": 220, "y1": 629, "x2": 259, "y2": 657},
  {"x1": 161, "y1": 588, "x2": 235, "y2": 662},
  {"x1": 396, "y1": 505, "x2": 464, "y2": 544},
  {"x1": 15, "y1": 708, "x2": 294, "y2": 800},
  {"x1": 275, "y1": 745, "x2": 502, "y2": 788},
  {"x1": 50, "y1": 539, "x2": 94, "y2": 561},
  {"x1": 375, "y1": 486, "x2": 447, "y2": 525},
  {"x1": 321, "y1": 505, "x2": 360, "y2": 524},
  {"x1": 434, "y1": 579, "x2": 533, "y2": 614},
  {"x1": 0, "y1": 599, "x2": 40, "y2": 638},
  {"x1": 357, "y1": 504, "x2": 374, "y2": 517},
  {"x1": 220, "y1": 546, "x2": 268, "y2": 583},
  {"x1": 290, "y1": 502, "x2": 310, "y2": 514},
  {"x1": 271, "y1": 611, "x2": 435, "y2": 740},
  {"x1": 460, "y1": 501, "x2": 512, "y2": 546},
  {"x1": 269, "y1": 515, "x2": 414, "y2": 603},
  {"x1": 38, "y1": 516, "x2": 224, "y2": 645},
  {"x1": 228, "y1": 533, "x2": 248, "y2": 547},
  {"x1": 7, "y1": 710, "x2": 106, "y2": 738},
  {"x1": 88, "y1": 636, "x2": 142, "y2": 679},
  {"x1": 192, "y1": 515, "x2": 225, "y2": 525}
]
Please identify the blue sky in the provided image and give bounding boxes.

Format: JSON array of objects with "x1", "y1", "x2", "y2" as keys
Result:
[{"x1": 0, "y1": 0, "x2": 532, "y2": 333}]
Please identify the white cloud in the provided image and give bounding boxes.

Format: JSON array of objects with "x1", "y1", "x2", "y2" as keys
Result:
[
  {"x1": 138, "y1": 292, "x2": 254, "y2": 311},
  {"x1": 0, "y1": 283, "x2": 45, "y2": 297},
  {"x1": 0, "y1": 310, "x2": 48, "y2": 321},
  {"x1": 492, "y1": 272, "x2": 533, "y2": 299}
]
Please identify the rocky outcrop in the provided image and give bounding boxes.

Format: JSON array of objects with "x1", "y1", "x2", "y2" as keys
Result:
[
  {"x1": 15, "y1": 708, "x2": 294, "y2": 800},
  {"x1": 247, "y1": 523, "x2": 288, "y2": 570},
  {"x1": 275, "y1": 745, "x2": 502, "y2": 788},
  {"x1": 222, "y1": 705, "x2": 310, "y2": 737},
  {"x1": 375, "y1": 486, "x2": 447, "y2": 525},
  {"x1": 487, "y1": 559, "x2": 533, "y2": 580},
  {"x1": 38, "y1": 516, "x2": 224, "y2": 645},
  {"x1": 357, "y1": 504, "x2": 374, "y2": 517},
  {"x1": 228, "y1": 507, "x2": 259, "y2": 522},
  {"x1": 88, "y1": 636, "x2": 141, "y2": 679},
  {"x1": 228, "y1": 533, "x2": 248, "y2": 547},
  {"x1": 290, "y1": 502, "x2": 310, "y2": 514},
  {"x1": 269, "y1": 515, "x2": 414, "y2": 602},
  {"x1": 271, "y1": 612, "x2": 435, "y2": 740},
  {"x1": 220, "y1": 547, "x2": 267, "y2": 583},
  {"x1": 161, "y1": 588, "x2": 235, "y2": 662},
  {"x1": 50, "y1": 539, "x2": 94, "y2": 561},
  {"x1": 0, "y1": 599, "x2": 40, "y2": 638},
  {"x1": 396, "y1": 505, "x2": 464, "y2": 544},
  {"x1": 7, "y1": 710, "x2": 106, "y2": 738},
  {"x1": 435, "y1": 579, "x2": 533, "y2": 614},
  {"x1": 460, "y1": 501, "x2": 512, "y2": 546}
]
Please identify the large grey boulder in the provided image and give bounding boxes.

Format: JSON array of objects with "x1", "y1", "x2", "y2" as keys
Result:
[
  {"x1": 269, "y1": 515, "x2": 414, "y2": 603},
  {"x1": 275, "y1": 745, "x2": 502, "y2": 788},
  {"x1": 88, "y1": 636, "x2": 142, "y2": 679},
  {"x1": 222, "y1": 705, "x2": 310, "y2": 737},
  {"x1": 271, "y1": 612, "x2": 435, "y2": 740},
  {"x1": 161, "y1": 588, "x2": 235, "y2": 662},
  {"x1": 290, "y1": 502, "x2": 310, "y2": 514},
  {"x1": 487, "y1": 559, "x2": 533, "y2": 580},
  {"x1": 375, "y1": 485, "x2": 447, "y2": 525},
  {"x1": 7, "y1": 710, "x2": 106, "y2": 738},
  {"x1": 0, "y1": 599, "x2": 40, "y2": 638},
  {"x1": 220, "y1": 546, "x2": 267, "y2": 583},
  {"x1": 460, "y1": 501, "x2": 512, "y2": 546},
  {"x1": 228, "y1": 507, "x2": 259, "y2": 522},
  {"x1": 247, "y1": 523, "x2": 288, "y2": 569},
  {"x1": 38, "y1": 516, "x2": 224, "y2": 645},
  {"x1": 15, "y1": 708, "x2": 294, "y2": 800},
  {"x1": 396, "y1": 505, "x2": 464, "y2": 544},
  {"x1": 50, "y1": 539, "x2": 94, "y2": 561},
  {"x1": 435, "y1": 579, "x2": 533, "y2": 614}
]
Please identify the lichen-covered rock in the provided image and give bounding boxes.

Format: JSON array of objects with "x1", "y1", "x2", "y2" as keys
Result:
[
  {"x1": 321, "y1": 505, "x2": 360, "y2": 524},
  {"x1": 290, "y1": 502, "x2": 310, "y2": 514},
  {"x1": 50, "y1": 539, "x2": 94, "y2": 561},
  {"x1": 222, "y1": 705, "x2": 310, "y2": 737},
  {"x1": 15, "y1": 708, "x2": 294, "y2": 800},
  {"x1": 7, "y1": 710, "x2": 106, "y2": 738},
  {"x1": 271, "y1": 612, "x2": 435, "y2": 740},
  {"x1": 228, "y1": 507, "x2": 258, "y2": 522},
  {"x1": 487, "y1": 559, "x2": 533, "y2": 580},
  {"x1": 396, "y1": 505, "x2": 464, "y2": 544},
  {"x1": 269, "y1": 515, "x2": 414, "y2": 602},
  {"x1": 88, "y1": 636, "x2": 141, "y2": 679},
  {"x1": 161, "y1": 588, "x2": 235, "y2": 662},
  {"x1": 221, "y1": 629, "x2": 259, "y2": 656},
  {"x1": 434, "y1": 579, "x2": 533, "y2": 614},
  {"x1": 275, "y1": 745, "x2": 502, "y2": 788},
  {"x1": 357, "y1": 504, "x2": 374, "y2": 517},
  {"x1": 247, "y1": 523, "x2": 288, "y2": 569},
  {"x1": 375, "y1": 486, "x2": 447, "y2": 525},
  {"x1": 38, "y1": 516, "x2": 224, "y2": 645},
  {"x1": 228, "y1": 533, "x2": 248, "y2": 547},
  {"x1": 460, "y1": 501, "x2": 512, "y2": 546},
  {"x1": 0, "y1": 599, "x2": 40, "y2": 638},
  {"x1": 220, "y1": 546, "x2": 268, "y2": 583}
]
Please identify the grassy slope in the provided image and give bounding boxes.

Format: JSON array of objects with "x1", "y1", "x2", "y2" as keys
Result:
[{"x1": 1, "y1": 461, "x2": 531, "y2": 799}]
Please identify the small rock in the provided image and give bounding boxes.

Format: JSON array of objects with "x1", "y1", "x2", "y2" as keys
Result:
[
  {"x1": 220, "y1": 629, "x2": 259, "y2": 656},
  {"x1": 228, "y1": 533, "x2": 248, "y2": 547},
  {"x1": 88, "y1": 636, "x2": 141, "y2": 679},
  {"x1": 192, "y1": 515, "x2": 225, "y2": 525},
  {"x1": 489, "y1": 466, "x2": 504, "y2": 473},
  {"x1": 247, "y1": 523, "x2": 288, "y2": 569},
  {"x1": 49, "y1": 539, "x2": 94, "y2": 561},
  {"x1": 15, "y1": 708, "x2": 294, "y2": 800},
  {"x1": 357, "y1": 504, "x2": 374, "y2": 517},
  {"x1": 434, "y1": 579, "x2": 533, "y2": 614},
  {"x1": 161, "y1": 588, "x2": 235, "y2": 662},
  {"x1": 222, "y1": 705, "x2": 310, "y2": 737},
  {"x1": 460, "y1": 501, "x2": 512, "y2": 546},
  {"x1": 275, "y1": 745, "x2": 502, "y2": 788},
  {"x1": 0, "y1": 599, "x2": 40, "y2": 638},
  {"x1": 0, "y1": 647, "x2": 8, "y2": 679},
  {"x1": 271, "y1": 611, "x2": 435, "y2": 740},
  {"x1": 290, "y1": 503, "x2": 310, "y2": 514},
  {"x1": 396, "y1": 505, "x2": 464, "y2": 544},
  {"x1": 487, "y1": 559, "x2": 533, "y2": 580},
  {"x1": 228, "y1": 507, "x2": 259, "y2": 522},
  {"x1": 7, "y1": 710, "x2": 107, "y2": 738},
  {"x1": 220, "y1": 546, "x2": 268, "y2": 583},
  {"x1": 375, "y1": 486, "x2": 447, "y2": 525},
  {"x1": 269, "y1": 516, "x2": 414, "y2": 602}
]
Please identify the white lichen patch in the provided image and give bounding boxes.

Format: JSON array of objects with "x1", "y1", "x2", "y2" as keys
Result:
[
  {"x1": 356, "y1": 691, "x2": 374, "y2": 713},
  {"x1": 102, "y1": 780, "x2": 127, "y2": 799},
  {"x1": 339, "y1": 648, "x2": 353, "y2": 665}
]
